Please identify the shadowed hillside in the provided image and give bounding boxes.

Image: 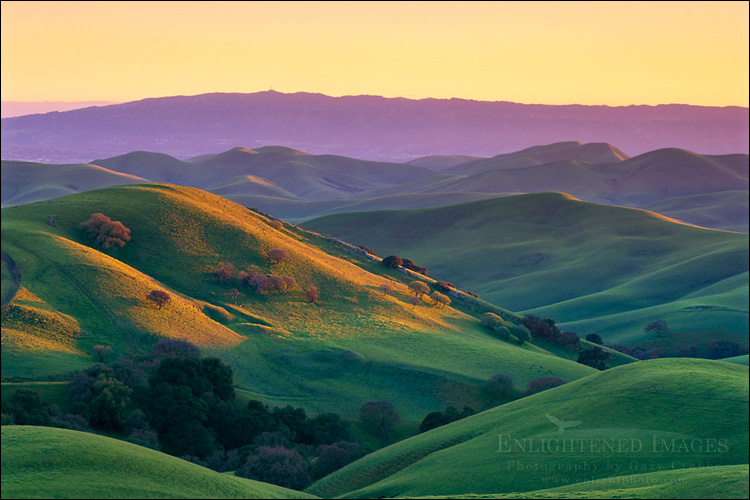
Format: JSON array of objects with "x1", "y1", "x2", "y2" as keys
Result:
[
  {"x1": 307, "y1": 359, "x2": 749, "y2": 499},
  {"x1": 1, "y1": 426, "x2": 318, "y2": 499},
  {"x1": 303, "y1": 193, "x2": 749, "y2": 345}
]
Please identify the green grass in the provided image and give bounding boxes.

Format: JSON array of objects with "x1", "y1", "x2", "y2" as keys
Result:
[
  {"x1": 1, "y1": 426, "x2": 318, "y2": 499},
  {"x1": 408, "y1": 464, "x2": 749, "y2": 499},
  {"x1": 302, "y1": 193, "x2": 748, "y2": 346},
  {"x1": 306, "y1": 358, "x2": 749, "y2": 498},
  {"x1": 643, "y1": 191, "x2": 749, "y2": 233},
  {"x1": 1, "y1": 184, "x2": 597, "y2": 423}
]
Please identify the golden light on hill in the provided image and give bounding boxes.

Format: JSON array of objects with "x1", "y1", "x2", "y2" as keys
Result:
[{"x1": 1, "y1": 1, "x2": 748, "y2": 106}]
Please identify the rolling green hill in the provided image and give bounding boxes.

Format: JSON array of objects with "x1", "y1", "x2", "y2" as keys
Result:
[
  {"x1": 1, "y1": 160, "x2": 148, "y2": 207},
  {"x1": 303, "y1": 193, "x2": 749, "y2": 345},
  {"x1": 643, "y1": 191, "x2": 749, "y2": 233},
  {"x1": 1, "y1": 184, "x2": 598, "y2": 421},
  {"x1": 410, "y1": 465, "x2": 749, "y2": 499},
  {"x1": 1, "y1": 426, "x2": 317, "y2": 499},
  {"x1": 306, "y1": 358, "x2": 749, "y2": 499}
]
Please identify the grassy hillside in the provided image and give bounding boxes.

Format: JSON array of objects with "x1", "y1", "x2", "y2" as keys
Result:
[
  {"x1": 643, "y1": 191, "x2": 749, "y2": 233},
  {"x1": 1, "y1": 426, "x2": 317, "y2": 499},
  {"x1": 303, "y1": 193, "x2": 748, "y2": 345},
  {"x1": 306, "y1": 359, "x2": 749, "y2": 499},
  {"x1": 1, "y1": 160, "x2": 148, "y2": 206},
  {"x1": 1, "y1": 184, "x2": 597, "y2": 421},
  {"x1": 411, "y1": 465, "x2": 749, "y2": 499}
]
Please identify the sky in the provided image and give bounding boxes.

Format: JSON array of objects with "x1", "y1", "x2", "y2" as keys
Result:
[{"x1": 2, "y1": 1, "x2": 748, "y2": 107}]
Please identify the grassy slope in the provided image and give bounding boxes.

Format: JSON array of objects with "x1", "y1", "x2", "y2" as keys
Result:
[
  {"x1": 411, "y1": 464, "x2": 749, "y2": 499},
  {"x1": 302, "y1": 193, "x2": 748, "y2": 345},
  {"x1": 1, "y1": 426, "x2": 317, "y2": 499},
  {"x1": 1, "y1": 184, "x2": 596, "y2": 421},
  {"x1": 643, "y1": 190, "x2": 749, "y2": 233},
  {"x1": 1, "y1": 160, "x2": 149, "y2": 207},
  {"x1": 306, "y1": 359, "x2": 749, "y2": 499}
]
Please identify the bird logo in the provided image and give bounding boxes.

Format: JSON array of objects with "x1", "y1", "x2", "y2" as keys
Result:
[{"x1": 546, "y1": 414, "x2": 582, "y2": 433}]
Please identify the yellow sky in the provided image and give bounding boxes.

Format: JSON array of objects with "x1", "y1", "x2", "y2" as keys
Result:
[{"x1": 2, "y1": 1, "x2": 748, "y2": 106}]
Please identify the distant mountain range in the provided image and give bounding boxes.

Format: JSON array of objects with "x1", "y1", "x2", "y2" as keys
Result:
[
  {"x1": 1, "y1": 91, "x2": 747, "y2": 163},
  {"x1": 0, "y1": 101, "x2": 119, "y2": 118},
  {"x1": 3, "y1": 141, "x2": 747, "y2": 232}
]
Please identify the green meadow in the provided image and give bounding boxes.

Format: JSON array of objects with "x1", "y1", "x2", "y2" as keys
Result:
[
  {"x1": 303, "y1": 193, "x2": 748, "y2": 346},
  {"x1": 307, "y1": 358, "x2": 749, "y2": 498},
  {"x1": 1, "y1": 426, "x2": 317, "y2": 499},
  {"x1": 1, "y1": 184, "x2": 597, "y2": 422}
]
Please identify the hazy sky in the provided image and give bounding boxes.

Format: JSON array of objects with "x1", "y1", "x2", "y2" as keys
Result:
[{"x1": 2, "y1": 1, "x2": 748, "y2": 106}]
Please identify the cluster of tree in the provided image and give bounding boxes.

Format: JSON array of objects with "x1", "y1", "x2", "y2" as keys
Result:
[
  {"x1": 381, "y1": 255, "x2": 428, "y2": 275},
  {"x1": 576, "y1": 347, "x2": 614, "y2": 370},
  {"x1": 240, "y1": 271, "x2": 298, "y2": 294},
  {"x1": 609, "y1": 338, "x2": 748, "y2": 361},
  {"x1": 481, "y1": 313, "x2": 532, "y2": 344},
  {"x1": 522, "y1": 314, "x2": 580, "y2": 351},
  {"x1": 419, "y1": 406, "x2": 476, "y2": 433},
  {"x1": 79, "y1": 213, "x2": 131, "y2": 249},
  {"x1": 1, "y1": 339, "x2": 372, "y2": 490}
]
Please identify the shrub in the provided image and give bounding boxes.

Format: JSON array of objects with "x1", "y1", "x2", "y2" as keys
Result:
[
  {"x1": 236, "y1": 446, "x2": 312, "y2": 490},
  {"x1": 79, "y1": 213, "x2": 131, "y2": 249},
  {"x1": 510, "y1": 325, "x2": 532, "y2": 344},
  {"x1": 402, "y1": 258, "x2": 428, "y2": 276},
  {"x1": 146, "y1": 289, "x2": 171, "y2": 309},
  {"x1": 481, "y1": 312, "x2": 506, "y2": 330},
  {"x1": 268, "y1": 248, "x2": 289, "y2": 264},
  {"x1": 481, "y1": 372, "x2": 517, "y2": 407},
  {"x1": 419, "y1": 406, "x2": 475, "y2": 433},
  {"x1": 435, "y1": 281, "x2": 455, "y2": 292},
  {"x1": 381, "y1": 255, "x2": 403, "y2": 269},
  {"x1": 314, "y1": 442, "x2": 368, "y2": 479},
  {"x1": 267, "y1": 219, "x2": 283, "y2": 230},
  {"x1": 379, "y1": 283, "x2": 394, "y2": 295}
]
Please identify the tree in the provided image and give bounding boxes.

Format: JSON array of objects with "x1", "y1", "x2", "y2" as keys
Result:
[
  {"x1": 146, "y1": 289, "x2": 171, "y2": 309},
  {"x1": 236, "y1": 446, "x2": 312, "y2": 490},
  {"x1": 314, "y1": 442, "x2": 366, "y2": 479},
  {"x1": 408, "y1": 295, "x2": 420, "y2": 308},
  {"x1": 381, "y1": 255, "x2": 403, "y2": 269},
  {"x1": 306, "y1": 286, "x2": 320, "y2": 304},
  {"x1": 357, "y1": 401, "x2": 400, "y2": 442},
  {"x1": 510, "y1": 325, "x2": 532, "y2": 344},
  {"x1": 435, "y1": 281, "x2": 455, "y2": 292},
  {"x1": 268, "y1": 248, "x2": 289, "y2": 264},
  {"x1": 88, "y1": 374, "x2": 133, "y2": 432},
  {"x1": 408, "y1": 280, "x2": 429, "y2": 298},
  {"x1": 79, "y1": 213, "x2": 131, "y2": 249},
  {"x1": 150, "y1": 338, "x2": 201, "y2": 360},
  {"x1": 524, "y1": 376, "x2": 567, "y2": 395},
  {"x1": 379, "y1": 283, "x2": 394, "y2": 295},
  {"x1": 577, "y1": 347, "x2": 613, "y2": 370},
  {"x1": 2, "y1": 389, "x2": 52, "y2": 426},
  {"x1": 644, "y1": 320, "x2": 669, "y2": 338},
  {"x1": 430, "y1": 291, "x2": 451, "y2": 308},
  {"x1": 586, "y1": 333, "x2": 603, "y2": 345},
  {"x1": 91, "y1": 344, "x2": 113, "y2": 362},
  {"x1": 481, "y1": 312, "x2": 505, "y2": 330},
  {"x1": 481, "y1": 372, "x2": 517, "y2": 407}
]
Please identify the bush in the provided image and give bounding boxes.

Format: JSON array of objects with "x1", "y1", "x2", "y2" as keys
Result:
[
  {"x1": 381, "y1": 255, "x2": 403, "y2": 269},
  {"x1": 91, "y1": 345, "x2": 113, "y2": 362},
  {"x1": 358, "y1": 245, "x2": 377, "y2": 256},
  {"x1": 236, "y1": 446, "x2": 312, "y2": 490},
  {"x1": 79, "y1": 213, "x2": 131, "y2": 249},
  {"x1": 481, "y1": 312, "x2": 506, "y2": 330},
  {"x1": 510, "y1": 325, "x2": 532, "y2": 344},
  {"x1": 379, "y1": 283, "x2": 394, "y2": 295},
  {"x1": 306, "y1": 286, "x2": 320, "y2": 304},
  {"x1": 402, "y1": 258, "x2": 428, "y2": 276},
  {"x1": 419, "y1": 406, "x2": 475, "y2": 433},
  {"x1": 435, "y1": 281, "x2": 455, "y2": 292},
  {"x1": 481, "y1": 372, "x2": 517, "y2": 407}
]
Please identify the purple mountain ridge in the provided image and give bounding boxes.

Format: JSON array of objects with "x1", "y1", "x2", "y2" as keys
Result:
[{"x1": 1, "y1": 91, "x2": 747, "y2": 163}]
